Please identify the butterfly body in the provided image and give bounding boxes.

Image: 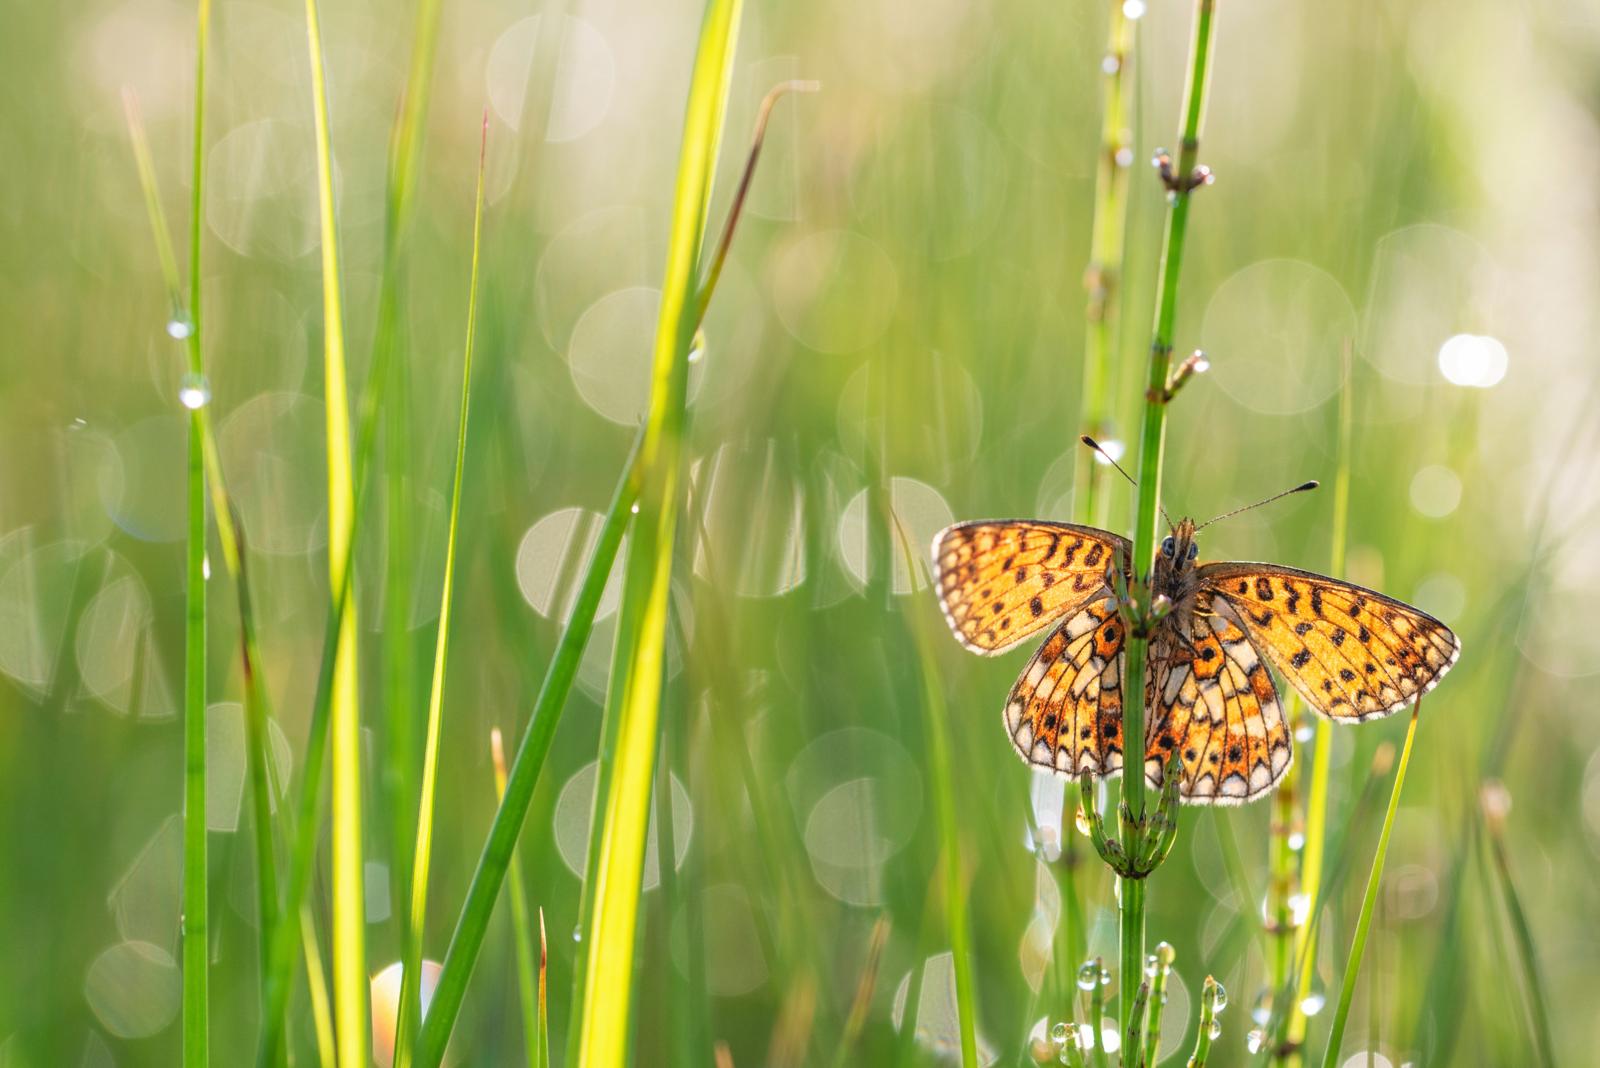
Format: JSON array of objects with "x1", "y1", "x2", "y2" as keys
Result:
[{"x1": 931, "y1": 516, "x2": 1459, "y2": 805}]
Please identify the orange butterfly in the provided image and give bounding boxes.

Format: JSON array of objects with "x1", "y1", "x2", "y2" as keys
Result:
[{"x1": 931, "y1": 501, "x2": 1459, "y2": 805}]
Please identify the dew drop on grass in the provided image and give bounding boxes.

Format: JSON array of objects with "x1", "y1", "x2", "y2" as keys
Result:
[
  {"x1": 1300, "y1": 991, "x2": 1326, "y2": 1016},
  {"x1": 178, "y1": 373, "x2": 210, "y2": 410},
  {"x1": 1076, "y1": 961, "x2": 1099, "y2": 991},
  {"x1": 1210, "y1": 980, "x2": 1228, "y2": 1012},
  {"x1": 1251, "y1": 990, "x2": 1273, "y2": 1025},
  {"x1": 167, "y1": 315, "x2": 194, "y2": 340},
  {"x1": 1050, "y1": 1021, "x2": 1068, "y2": 1045},
  {"x1": 1246, "y1": 1028, "x2": 1266, "y2": 1053},
  {"x1": 1208, "y1": 1018, "x2": 1222, "y2": 1040}
]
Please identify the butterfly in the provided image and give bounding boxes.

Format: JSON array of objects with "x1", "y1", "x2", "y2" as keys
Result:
[{"x1": 930, "y1": 503, "x2": 1460, "y2": 805}]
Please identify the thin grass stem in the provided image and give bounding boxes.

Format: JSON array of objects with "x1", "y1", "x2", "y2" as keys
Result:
[
  {"x1": 301, "y1": 0, "x2": 365, "y2": 1058},
  {"x1": 1188, "y1": 977, "x2": 1221, "y2": 1068},
  {"x1": 392, "y1": 115, "x2": 488, "y2": 1068},
  {"x1": 1480, "y1": 785, "x2": 1556, "y2": 1068},
  {"x1": 300, "y1": 903, "x2": 338, "y2": 1068},
  {"x1": 1289, "y1": 342, "x2": 1354, "y2": 1056},
  {"x1": 1318, "y1": 701, "x2": 1423, "y2": 1068},
  {"x1": 488, "y1": 728, "x2": 543, "y2": 1068},
  {"x1": 1117, "y1": 0, "x2": 1217, "y2": 1037},
  {"x1": 178, "y1": 2, "x2": 212, "y2": 1061}
]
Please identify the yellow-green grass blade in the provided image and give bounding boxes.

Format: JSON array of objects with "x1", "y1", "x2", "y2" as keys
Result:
[
  {"x1": 414, "y1": 432, "x2": 643, "y2": 1068},
  {"x1": 1318, "y1": 701, "x2": 1424, "y2": 1068},
  {"x1": 394, "y1": 114, "x2": 488, "y2": 1068},
  {"x1": 302, "y1": 0, "x2": 365, "y2": 1060},
  {"x1": 571, "y1": 2, "x2": 743, "y2": 1065},
  {"x1": 179, "y1": 2, "x2": 211, "y2": 1062},
  {"x1": 490, "y1": 728, "x2": 544, "y2": 1068}
]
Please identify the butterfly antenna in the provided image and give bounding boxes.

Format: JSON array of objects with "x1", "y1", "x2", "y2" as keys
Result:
[
  {"x1": 1080, "y1": 435, "x2": 1175, "y2": 528},
  {"x1": 1196, "y1": 480, "x2": 1320, "y2": 530}
]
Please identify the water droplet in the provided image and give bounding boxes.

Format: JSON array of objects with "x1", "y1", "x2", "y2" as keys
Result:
[
  {"x1": 1144, "y1": 954, "x2": 1159, "y2": 978},
  {"x1": 1289, "y1": 892, "x2": 1310, "y2": 927},
  {"x1": 167, "y1": 315, "x2": 194, "y2": 340},
  {"x1": 572, "y1": 926, "x2": 583, "y2": 942},
  {"x1": 1074, "y1": 805, "x2": 1091, "y2": 836},
  {"x1": 629, "y1": 502, "x2": 640, "y2": 515},
  {"x1": 1246, "y1": 1028, "x2": 1266, "y2": 1053},
  {"x1": 1155, "y1": 941, "x2": 1176, "y2": 967},
  {"x1": 1210, "y1": 981, "x2": 1228, "y2": 1012},
  {"x1": 1191, "y1": 354, "x2": 1211, "y2": 373},
  {"x1": 1300, "y1": 991, "x2": 1326, "y2": 1017},
  {"x1": 202, "y1": 555, "x2": 211, "y2": 581},
  {"x1": 1114, "y1": 147, "x2": 1134, "y2": 168},
  {"x1": 1288, "y1": 830, "x2": 1306, "y2": 851},
  {"x1": 1076, "y1": 961, "x2": 1100, "y2": 991},
  {"x1": 1050, "y1": 1021, "x2": 1069, "y2": 1046},
  {"x1": 1101, "y1": 55, "x2": 1120, "y2": 76},
  {"x1": 688, "y1": 329, "x2": 707, "y2": 365},
  {"x1": 1209, "y1": 1018, "x2": 1223, "y2": 1040},
  {"x1": 178, "y1": 373, "x2": 211, "y2": 410},
  {"x1": 1121, "y1": 0, "x2": 1147, "y2": 19},
  {"x1": 1294, "y1": 723, "x2": 1314, "y2": 743},
  {"x1": 1251, "y1": 990, "x2": 1274, "y2": 1025}
]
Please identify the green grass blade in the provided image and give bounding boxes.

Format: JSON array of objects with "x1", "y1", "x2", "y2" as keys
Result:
[
  {"x1": 377, "y1": 0, "x2": 442, "y2": 975},
  {"x1": 301, "y1": 0, "x2": 365, "y2": 1060},
  {"x1": 1481, "y1": 788, "x2": 1556, "y2": 1068},
  {"x1": 414, "y1": 433, "x2": 642, "y2": 1068},
  {"x1": 1318, "y1": 702, "x2": 1423, "y2": 1068},
  {"x1": 573, "y1": 3, "x2": 742, "y2": 1063},
  {"x1": 489, "y1": 727, "x2": 544, "y2": 1068},
  {"x1": 1290, "y1": 341, "x2": 1353, "y2": 1053},
  {"x1": 394, "y1": 115, "x2": 487, "y2": 1068},
  {"x1": 301, "y1": 902, "x2": 338, "y2": 1068},
  {"x1": 233, "y1": 519, "x2": 283, "y2": 1019},
  {"x1": 182, "y1": 397, "x2": 208, "y2": 1068},
  {"x1": 179, "y1": 1, "x2": 212, "y2": 1062},
  {"x1": 896, "y1": 528, "x2": 977, "y2": 1067}
]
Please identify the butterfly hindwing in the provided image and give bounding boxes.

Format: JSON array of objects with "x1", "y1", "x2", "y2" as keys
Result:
[
  {"x1": 1145, "y1": 608, "x2": 1292, "y2": 805},
  {"x1": 1199, "y1": 563, "x2": 1459, "y2": 721},
  {"x1": 1004, "y1": 597, "x2": 1126, "y2": 776},
  {"x1": 932, "y1": 521, "x2": 1129, "y2": 655}
]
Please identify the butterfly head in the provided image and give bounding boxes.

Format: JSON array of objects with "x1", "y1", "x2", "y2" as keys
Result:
[{"x1": 1153, "y1": 516, "x2": 1200, "y2": 593}]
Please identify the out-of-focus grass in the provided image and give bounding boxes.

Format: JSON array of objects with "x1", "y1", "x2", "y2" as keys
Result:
[{"x1": 4, "y1": 1, "x2": 1600, "y2": 1066}]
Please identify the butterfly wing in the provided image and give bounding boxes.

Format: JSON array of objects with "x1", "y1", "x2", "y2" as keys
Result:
[
  {"x1": 1144, "y1": 608, "x2": 1292, "y2": 805},
  {"x1": 1004, "y1": 597, "x2": 1126, "y2": 777},
  {"x1": 1198, "y1": 563, "x2": 1460, "y2": 721},
  {"x1": 932, "y1": 521, "x2": 1130, "y2": 655}
]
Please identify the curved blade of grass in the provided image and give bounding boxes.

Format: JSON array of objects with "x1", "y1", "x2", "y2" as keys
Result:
[
  {"x1": 1318, "y1": 700, "x2": 1423, "y2": 1068},
  {"x1": 301, "y1": 902, "x2": 338, "y2": 1068},
  {"x1": 572, "y1": 4, "x2": 742, "y2": 1064},
  {"x1": 393, "y1": 115, "x2": 488, "y2": 1068},
  {"x1": 301, "y1": 0, "x2": 365, "y2": 1059},
  {"x1": 414, "y1": 433, "x2": 641, "y2": 1068}
]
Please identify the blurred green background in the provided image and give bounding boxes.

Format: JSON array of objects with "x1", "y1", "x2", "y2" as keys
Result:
[{"x1": 2, "y1": 0, "x2": 1598, "y2": 1064}]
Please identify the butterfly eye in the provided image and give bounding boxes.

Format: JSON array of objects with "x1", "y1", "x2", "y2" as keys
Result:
[
  {"x1": 1161, "y1": 536, "x2": 1176, "y2": 559},
  {"x1": 1188, "y1": 541, "x2": 1199, "y2": 561}
]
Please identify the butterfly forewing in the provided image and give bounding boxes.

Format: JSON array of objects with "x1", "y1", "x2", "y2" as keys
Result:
[
  {"x1": 1004, "y1": 597, "x2": 1125, "y2": 776},
  {"x1": 931, "y1": 521, "x2": 1129, "y2": 655},
  {"x1": 1198, "y1": 563, "x2": 1459, "y2": 721}
]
